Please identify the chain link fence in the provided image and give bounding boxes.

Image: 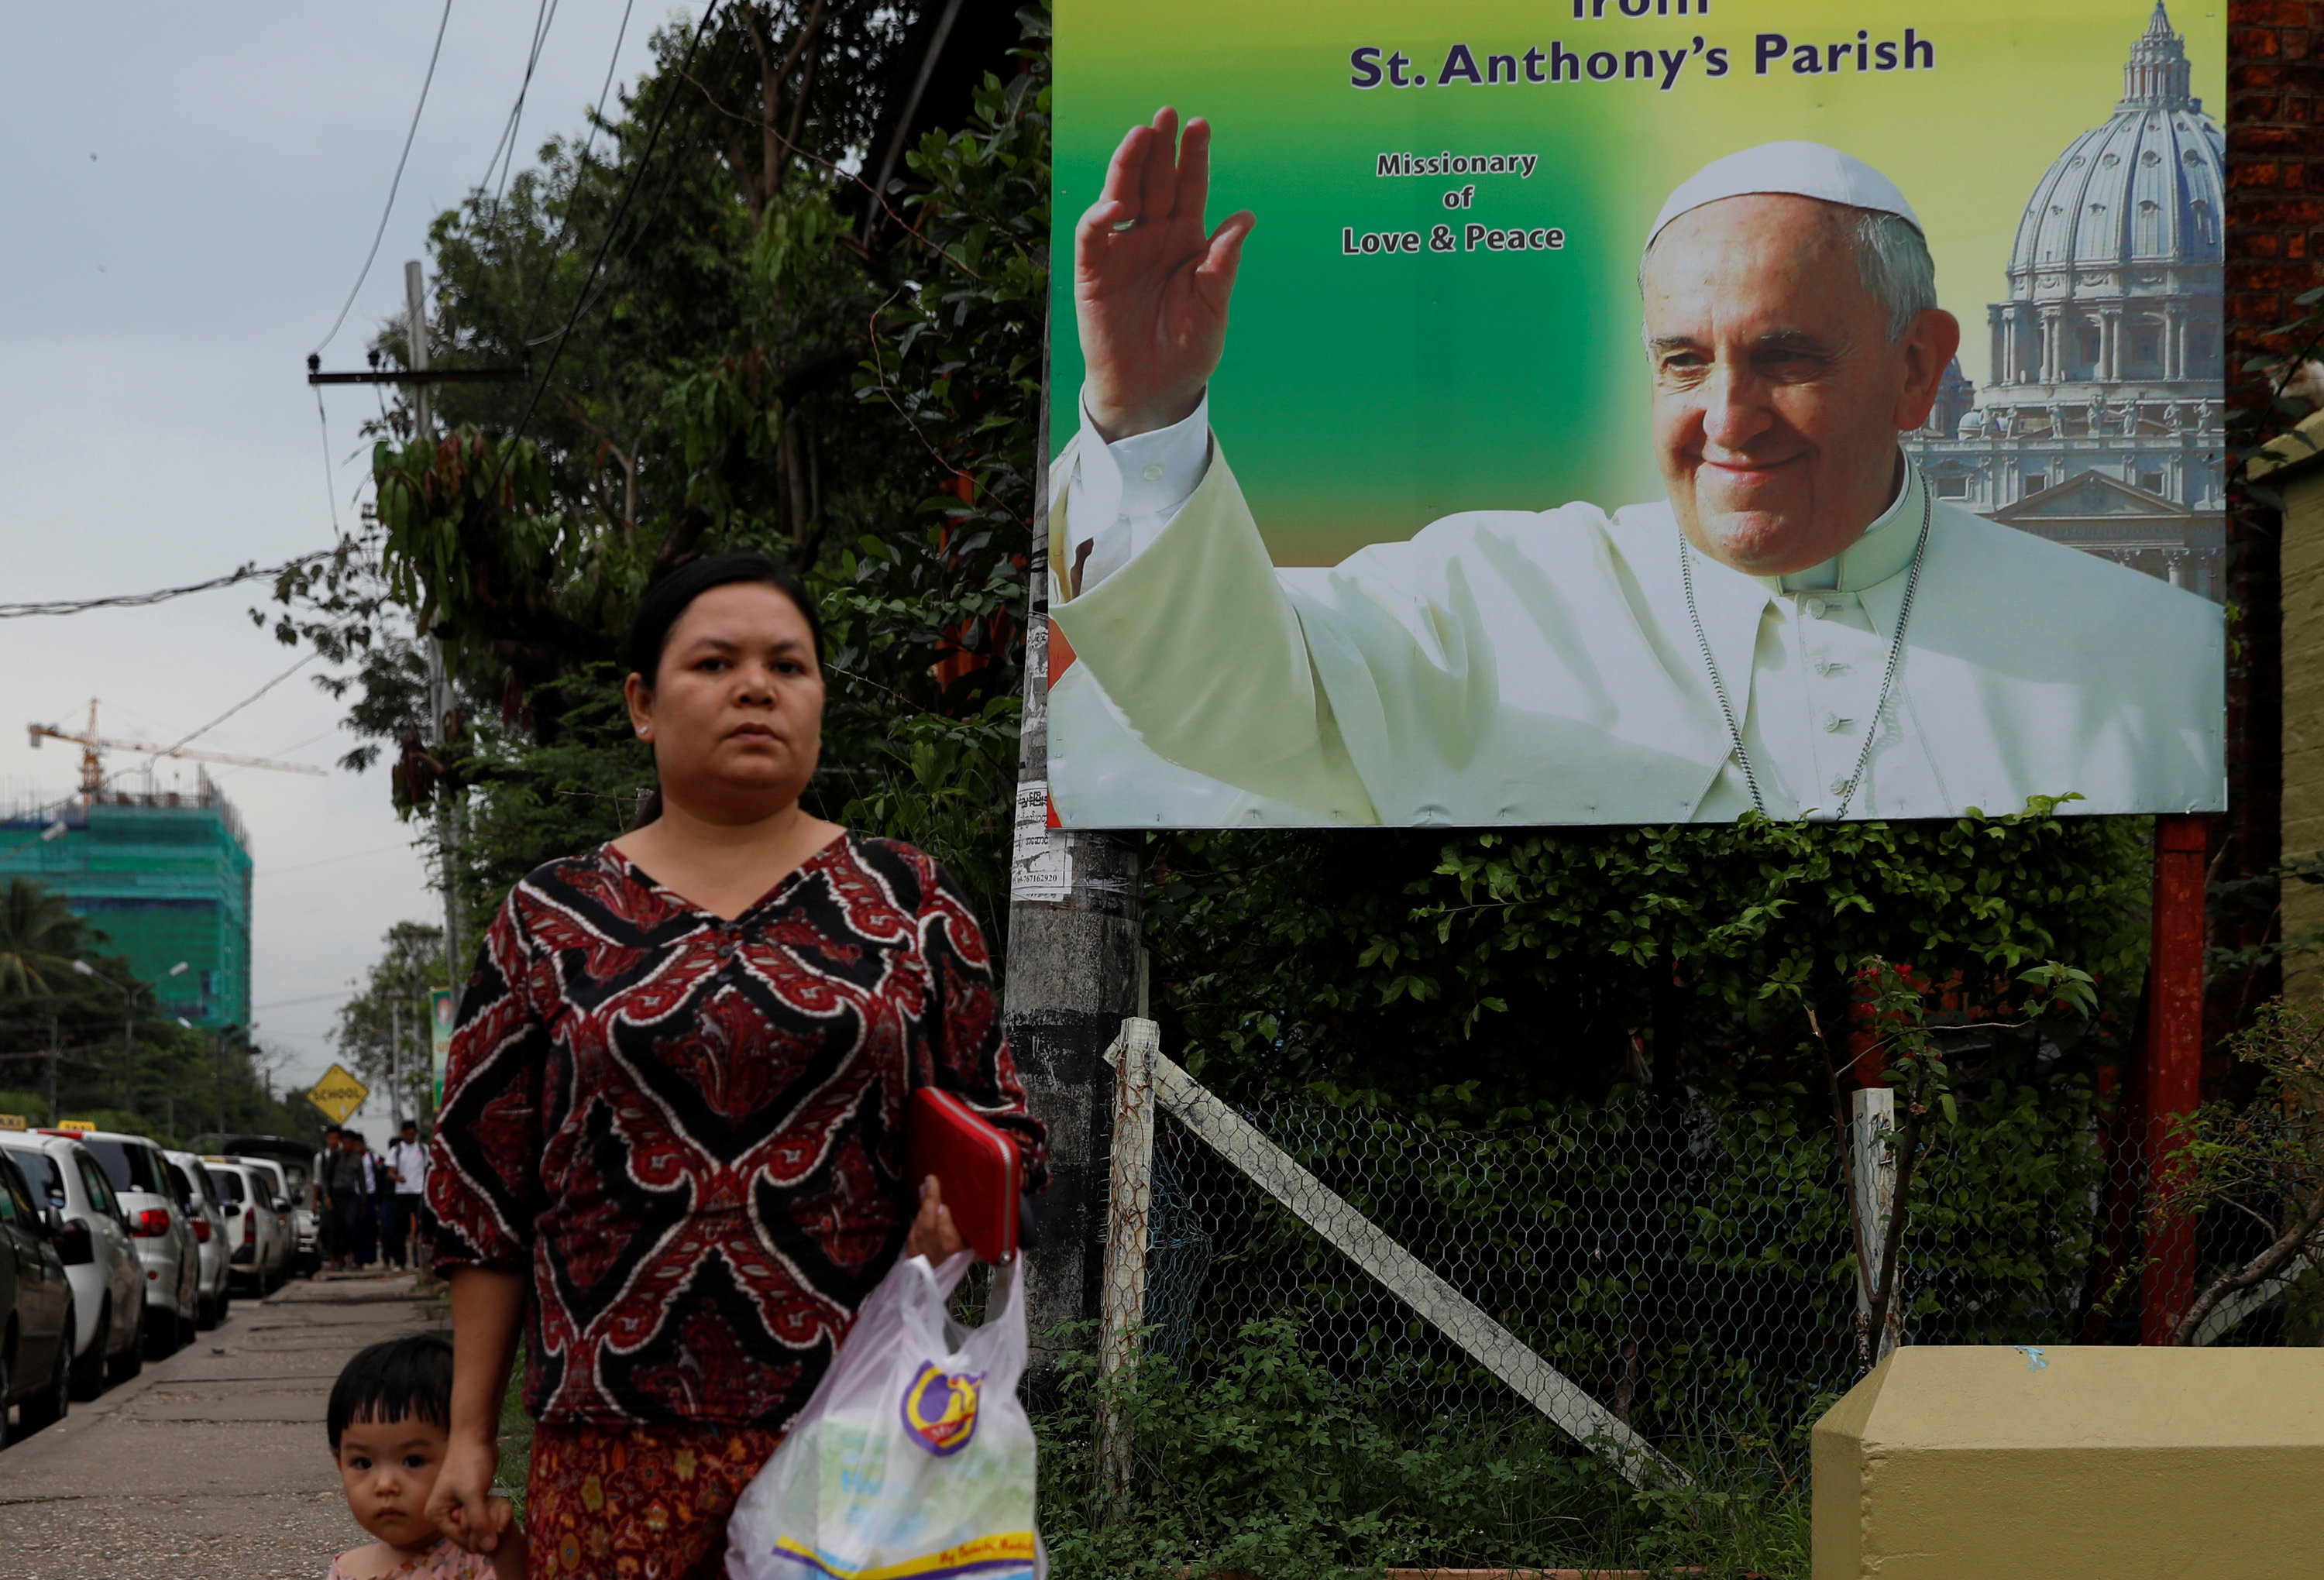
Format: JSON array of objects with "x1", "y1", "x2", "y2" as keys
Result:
[{"x1": 1107, "y1": 1057, "x2": 2308, "y2": 1490}]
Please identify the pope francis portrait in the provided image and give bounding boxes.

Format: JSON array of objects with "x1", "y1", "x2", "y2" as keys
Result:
[{"x1": 1044, "y1": 114, "x2": 2225, "y2": 827}]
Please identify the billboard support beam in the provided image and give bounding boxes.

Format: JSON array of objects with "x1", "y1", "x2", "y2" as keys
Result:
[{"x1": 2142, "y1": 812, "x2": 2211, "y2": 1343}]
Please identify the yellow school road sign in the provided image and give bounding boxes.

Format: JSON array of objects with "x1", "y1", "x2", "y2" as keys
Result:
[{"x1": 306, "y1": 1063, "x2": 370, "y2": 1125}]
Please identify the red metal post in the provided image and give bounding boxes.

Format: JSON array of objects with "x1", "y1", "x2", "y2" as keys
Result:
[{"x1": 2140, "y1": 813, "x2": 2210, "y2": 1344}]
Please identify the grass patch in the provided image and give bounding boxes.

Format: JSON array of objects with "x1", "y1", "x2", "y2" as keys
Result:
[{"x1": 1034, "y1": 1318, "x2": 1810, "y2": 1580}]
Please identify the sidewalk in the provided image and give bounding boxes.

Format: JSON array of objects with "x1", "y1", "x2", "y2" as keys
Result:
[{"x1": 0, "y1": 1269, "x2": 443, "y2": 1580}]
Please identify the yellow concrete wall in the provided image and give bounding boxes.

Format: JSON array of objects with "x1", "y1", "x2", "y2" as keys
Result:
[
  {"x1": 1812, "y1": 1345, "x2": 2324, "y2": 1578},
  {"x1": 2259, "y1": 412, "x2": 2324, "y2": 1001}
]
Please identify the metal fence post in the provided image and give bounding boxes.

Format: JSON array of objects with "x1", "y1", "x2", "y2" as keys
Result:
[
  {"x1": 1097, "y1": 1017, "x2": 1158, "y2": 1503},
  {"x1": 1853, "y1": 1085, "x2": 1900, "y2": 1364}
]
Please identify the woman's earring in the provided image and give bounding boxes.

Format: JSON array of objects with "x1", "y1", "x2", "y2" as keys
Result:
[{"x1": 638, "y1": 726, "x2": 650, "y2": 739}]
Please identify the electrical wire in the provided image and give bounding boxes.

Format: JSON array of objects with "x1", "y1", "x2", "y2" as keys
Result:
[
  {"x1": 487, "y1": 0, "x2": 724, "y2": 501},
  {"x1": 146, "y1": 651, "x2": 326, "y2": 769},
  {"x1": 0, "y1": 555, "x2": 331, "y2": 620},
  {"x1": 477, "y1": 0, "x2": 562, "y2": 217},
  {"x1": 512, "y1": 0, "x2": 637, "y2": 351},
  {"x1": 311, "y1": 0, "x2": 456, "y2": 357},
  {"x1": 314, "y1": 386, "x2": 342, "y2": 537}
]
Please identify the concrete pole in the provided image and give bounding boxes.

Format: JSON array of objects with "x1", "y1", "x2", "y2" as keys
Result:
[
  {"x1": 388, "y1": 994, "x2": 403, "y2": 1132},
  {"x1": 46, "y1": 1015, "x2": 59, "y2": 1128},
  {"x1": 404, "y1": 260, "x2": 431, "y2": 445},
  {"x1": 1004, "y1": 354, "x2": 1147, "y2": 1374},
  {"x1": 407, "y1": 259, "x2": 466, "y2": 991}
]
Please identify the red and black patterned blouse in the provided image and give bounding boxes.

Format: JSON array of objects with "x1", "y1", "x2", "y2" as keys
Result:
[{"x1": 426, "y1": 833, "x2": 1046, "y2": 1430}]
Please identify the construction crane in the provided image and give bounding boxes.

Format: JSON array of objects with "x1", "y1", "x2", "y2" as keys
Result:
[{"x1": 29, "y1": 699, "x2": 327, "y2": 799}]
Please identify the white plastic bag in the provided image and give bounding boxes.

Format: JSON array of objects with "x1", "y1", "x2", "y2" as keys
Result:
[{"x1": 725, "y1": 1249, "x2": 1040, "y2": 1580}]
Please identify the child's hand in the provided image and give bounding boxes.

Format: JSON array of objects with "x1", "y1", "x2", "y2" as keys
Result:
[{"x1": 483, "y1": 1496, "x2": 526, "y2": 1580}]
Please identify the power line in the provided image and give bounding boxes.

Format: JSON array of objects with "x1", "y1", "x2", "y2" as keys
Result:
[
  {"x1": 490, "y1": 0, "x2": 723, "y2": 500},
  {"x1": 512, "y1": 0, "x2": 637, "y2": 353},
  {"x1": 479, "y1": 0, "x2": 562, "y2": 216},
  {"x1": 311, "y1": 0, "x2": 456, "y2": 357},
  {"x1": 0, "y1": 555, "x2": 331, "y2": 620},
  {"x1": 147, "y1": 650, "x2": 326, "y2": 769}
]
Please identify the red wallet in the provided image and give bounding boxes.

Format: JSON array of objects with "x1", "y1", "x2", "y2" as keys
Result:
[{"x1": 905, "y1": 1087, "x2": 1021, "y2": 1263}]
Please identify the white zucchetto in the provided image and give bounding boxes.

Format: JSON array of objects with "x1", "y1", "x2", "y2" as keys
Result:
[{"x1": 1648, "y1": 141, "x2": 1923, "y2": 250}]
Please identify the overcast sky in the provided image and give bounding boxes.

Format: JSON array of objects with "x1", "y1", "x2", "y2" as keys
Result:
[{"x1": 0, "y1": 4, "x2": 680, "y2": 1135}]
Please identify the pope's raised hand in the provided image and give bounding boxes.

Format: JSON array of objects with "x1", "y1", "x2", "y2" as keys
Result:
[{"x1": 1074, "y1": 108, "x2": 1255, "y2": 442}]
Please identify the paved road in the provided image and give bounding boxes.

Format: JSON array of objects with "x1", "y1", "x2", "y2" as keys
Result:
[{"x1": 0, "y1": 1271, "x2": 442, "y2": 1580}]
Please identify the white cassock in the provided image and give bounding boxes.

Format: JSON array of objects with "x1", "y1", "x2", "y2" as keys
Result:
[{"x1": 1043, "y1": 393, "x2": 2225, "y2": 827}]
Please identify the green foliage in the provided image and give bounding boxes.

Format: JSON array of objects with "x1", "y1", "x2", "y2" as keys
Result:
[
  {"x1": 1035, "y1": 1318, "x2": 1808, "y2": 1579},
  {"x1": 263, "y1": 4, "x2": 1053, "y2": 950},
  {"x1": 1148, "y1": 802, "x2": 2150, "y2": 1118},
  {"x1": 2162, "y1": 998, "x2": 2324, "y2": 1342}
]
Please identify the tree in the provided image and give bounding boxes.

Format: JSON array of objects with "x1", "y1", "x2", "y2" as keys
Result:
[
  {"x1": 0, "y1": 877, "x2": 86, "y2": 998},
  {"x1": 334, "y1": 922, "x2": 447, "y2": 1128},
  {"x1": 264, "y1": 2, "x2": 1050, "y2": 945}
]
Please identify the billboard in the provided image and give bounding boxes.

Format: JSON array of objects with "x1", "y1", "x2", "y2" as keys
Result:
[
  {"x1": 1044, "y1": 0, "x2": 2227, "y2": 830},
  {"x1": 431, "y1": 987, "x2": 456, "y2": 1111}
]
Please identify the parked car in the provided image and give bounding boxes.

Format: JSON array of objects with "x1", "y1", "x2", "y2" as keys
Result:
[
  {"x1": 0, "y1": 1133, "x2": 144, "y2": 1397},
  {"x1": 191, "y1": 1134, "x2": 321, "y2": 1274},
  {"x1": 163, "y1": 1151, "x2": 231, "y2": 1328},
  {"x1": 55, "y1": 1130, "x2": 198, "y2": 1355},
  {"x1": 0, "y1": 1146, "x2": 73, "y2": 1442},
  {"x1": 200, "y1": 1159, "x2": 286, "y2": 1296},
  {"x1": 234, "y1": 1156, "x2": 298, "y2": 1288}
]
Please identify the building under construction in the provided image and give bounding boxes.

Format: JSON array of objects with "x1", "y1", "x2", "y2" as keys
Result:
[{"x1": 0, "y1": 771, "x2": 254, "y2": 1031}]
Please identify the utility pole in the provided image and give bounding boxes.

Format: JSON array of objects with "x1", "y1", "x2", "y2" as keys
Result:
[
  {"x1": 1002, "y1": 367, "x2": 1146, "y2": 1370},
  {"x1": 405, "y1": 259, "x2": 432, "y2": 445},
  {"x1": 388, "y1": 993, "x2": 404, "y2": 1132},
  {"x1": 46, "y1": 1015, "x2": 58, "y2": 1126},
  {"x1": 407, "y1": 259, "x2": 466, "y2": 994},
  {"x1": 215, "y1": 1026, "x2": 228, "y2": 1135}
]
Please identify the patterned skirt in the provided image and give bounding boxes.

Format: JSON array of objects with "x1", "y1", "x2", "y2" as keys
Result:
[{"x1": 525, "y1": 1420, "x2": 787, "y2": 1580}]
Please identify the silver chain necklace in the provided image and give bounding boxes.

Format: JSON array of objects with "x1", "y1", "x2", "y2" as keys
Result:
[{"x1": 1680, "y1": 475, "x2": 1932, "y2": 822}]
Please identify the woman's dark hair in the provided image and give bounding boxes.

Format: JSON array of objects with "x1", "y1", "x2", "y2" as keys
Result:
[
  {"x1": 624, "y1": 553, "x2": 824, "y2": 830},
  {"x1": 625, "y1": 552, "x2": 823, "y2": 685},
  {"x1": 328, "y1": 1334, "x2": 454, "y2": 1451}
]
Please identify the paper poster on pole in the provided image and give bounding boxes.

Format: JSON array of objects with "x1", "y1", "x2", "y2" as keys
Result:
[
  {"x1": 1046, "y1": 0, "x2": 2226, "y2": 830},
  {"x1": 430, "y1": 988, "x2": 456, "y2": 1111}
]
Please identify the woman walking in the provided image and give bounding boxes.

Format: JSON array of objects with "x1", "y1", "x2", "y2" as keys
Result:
[{"x1": 423, "y1": 555, "x2": 1047, "y2": 1579}]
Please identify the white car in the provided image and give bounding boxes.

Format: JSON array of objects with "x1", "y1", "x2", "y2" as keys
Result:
[
  {"x1": 0, "y1": 1134, "x2": 146, "y2": 1397},
  {"x1": 163, "y1": 1151, "x2": 232, "y2": 1328},
  {"x1": 66, "y1": 1130, "x2": 199, "y2": 1356},
  {"x1": 200, "y1": 1159, "x2": 287, "y2": 1295},
  {"x1": 233, "y1": 1156, "x2": 297, "y2": 1287}
]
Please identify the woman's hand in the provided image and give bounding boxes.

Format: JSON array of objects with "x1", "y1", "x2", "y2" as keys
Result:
[
  {"x1": 427, "y1": 1434, "x2": 504, "y2": 1554},
  {"x1": 905, "y1": 1174, "x2": 967, "y2": 1262}
]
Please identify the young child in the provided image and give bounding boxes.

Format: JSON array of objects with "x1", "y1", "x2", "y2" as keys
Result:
[{"x1": 327, "y1": 1335, "x2": 525, "y2": 1579}]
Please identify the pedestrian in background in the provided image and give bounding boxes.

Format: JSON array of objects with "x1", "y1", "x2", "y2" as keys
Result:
[
  {"x1": 323, "y1": 1130, "x2": 366, "y2": 1272},
  {"x1": 423, "y1": 555, "x2": 1046, "y2": 1579},
  {"x1": 352, "y1": 1135, "x2": 382, "y2": 1267},
  {"x1": 387, "y1": 1118, "x2": 428, "y2": 1271},
  {"x1": 311, "y1": 1128, "x2": 339, "y2": 1276}
]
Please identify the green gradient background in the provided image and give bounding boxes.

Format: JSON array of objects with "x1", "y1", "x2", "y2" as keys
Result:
[{"x1": 1050, "y1": 0, "x2": 2224, "y2": 565}]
